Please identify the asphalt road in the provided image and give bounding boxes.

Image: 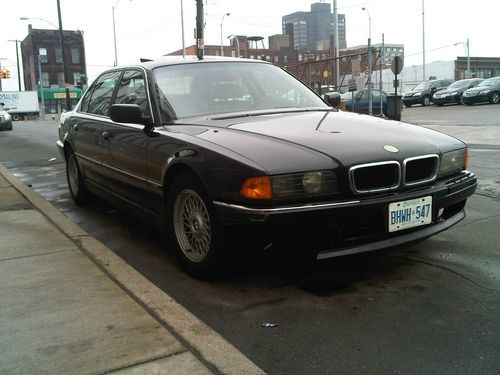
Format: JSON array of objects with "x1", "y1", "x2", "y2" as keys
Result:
[{"x1": 1, "y1": 106, "x2": 499, "y2": 375}]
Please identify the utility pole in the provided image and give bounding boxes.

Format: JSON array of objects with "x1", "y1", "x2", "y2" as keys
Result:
[
  {"x1": 8, "y1": 40, "x2": 22, "y2": 91},
  {"x1": 380, "y1": 33, "x2": 384, "y2": 116},
  {"x1": 0, "y1": 58, "x2": 5, "y2": 92},
  {"x1": 56, "y1": 0, "x2": 71, "y2": 111},
  {"x1": 181, "y1": 0, "x2": 185, "y2": 57},
  {"x1": 196, "y1": 0, "x2": 204, "y2": 60},
  {"x1": 332, "y1": 0, "x2": 339, "y2": 90},
  {"x1": 466, "y1": 38, "x2": 470, "y2": 78},
  {"x1": 422, "y1": 0, "x2": 426, "y2": 82}
]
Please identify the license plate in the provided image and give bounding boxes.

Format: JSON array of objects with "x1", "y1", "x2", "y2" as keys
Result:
[{"x1": 388, "y1": 196, "x2": 432, "y2": 232}]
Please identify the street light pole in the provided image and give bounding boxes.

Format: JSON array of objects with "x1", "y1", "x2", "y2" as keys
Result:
[
  {"x1": 38, "y1": 56, "x2": 45, "y2": 120},
  {"x1": 8, "y1": 40, "x2": 22, "y2": 91},
  {"x1": 466, "y1": 38, "x2": 470, "y2": 78},
  {"x1": 333, "y1": 0, "x2": 339, "y2": 90},
  {"x1": 422, "y1": 0, "x2": 426, "y2": 82},
  {"x1": 220, "y1": 13, "x2": 230, "y2": 57},
  {"x1": 362, "y1": 7, "x2": 372, "y2": 116},
  {"x1": 112, "y1": 0, "x2": 131, "y2": 66},
  {"x1": 56, "y1": 0, "x2": 71, "y2": 111}
]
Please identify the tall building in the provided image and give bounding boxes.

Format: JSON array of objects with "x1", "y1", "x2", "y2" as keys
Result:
[
  {"x1": 282, "y1": 2, "x2": 346, "y2": 51},
  {"x1": 21, "y1": 24, "x2": 87, "y2": 113}
]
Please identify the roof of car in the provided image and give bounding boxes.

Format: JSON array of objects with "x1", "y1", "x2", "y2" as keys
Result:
[{"x1": 136, "y1": 56, "x2": 269, "y2": 70}]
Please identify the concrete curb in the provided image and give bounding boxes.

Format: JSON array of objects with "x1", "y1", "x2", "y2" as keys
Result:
[{"x1": 0, "y1": 163, "x2": 266, "y2": 375}]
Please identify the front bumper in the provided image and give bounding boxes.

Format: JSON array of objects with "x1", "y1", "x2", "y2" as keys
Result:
[
  {"x1": 0, "y1": 119, "x2": 12, "y2": 130},
  {"x1": 214, "y1": 171, "x2": 477, "y2": 259},
  {"x1": 433, "y1": 94, "x2": 459, "y2": 104},
  {"x1": 462, "y1": 93, "x2": 490, "y2": 104},
  {"x1": 402, "y1": 96, "x2": 423, "y2": 105}
]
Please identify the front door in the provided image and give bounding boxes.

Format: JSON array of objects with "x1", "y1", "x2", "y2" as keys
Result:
[{"x1": 100, "y1": 69, "x2": 152, "y2": 210}]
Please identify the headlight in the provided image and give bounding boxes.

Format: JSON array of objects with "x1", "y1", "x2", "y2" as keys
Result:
[
  {"x1": 479, "y1": 89, "x2": 491, "y2": 94},
  {"x1": 448, "y1": 92, "x2": 457, "y2": 96},
  {"x1": 4, "y1": 113, "x2": 10, "y2": 120},
  {"x1": 271, "y1": 170, "x2": 339, "y2": 199},
  {"x1": 439, "y1": 148, "x2": 468, "y2": 176},
  {"x1": 413, "y1": 92, "x2": 422, "y2": 96}
]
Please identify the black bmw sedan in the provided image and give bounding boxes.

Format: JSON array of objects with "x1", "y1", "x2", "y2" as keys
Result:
[
  {"x1": 432, "y1": 78, "x2": 483, "y2": 106},
  {"x1": 57, "y1": 57, "x2": 477, "y2": 277},
  {"x1": 462, "y1": 76, "x2": 500, "y2": 105}
]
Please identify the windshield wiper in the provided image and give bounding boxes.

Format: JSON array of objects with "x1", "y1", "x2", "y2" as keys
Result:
[{"x1": 211, "y1": 108, "x2": 333, "y2": 120}]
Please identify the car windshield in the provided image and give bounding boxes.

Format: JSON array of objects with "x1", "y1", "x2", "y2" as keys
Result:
[
  {"x1": 154, "y1": 61, "x2": 328, "y2": 120},
  {"x1": 478, "y1": 77, "x2": 500, "y2": 87},
  {"x1": 413, "y1": 81, "x2": 434, "y2": 90},
  {"x1": 448, "y1": 80, "x2": 469, "y2": 89}
]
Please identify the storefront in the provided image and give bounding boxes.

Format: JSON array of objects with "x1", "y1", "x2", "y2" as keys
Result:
[{"x1": 36, "y1": 88, "x2": 84, "y2": 114}]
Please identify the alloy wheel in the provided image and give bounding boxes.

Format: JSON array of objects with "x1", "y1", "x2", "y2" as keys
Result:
[
  {"x1": 173, "y1": 189, "x2": 212, "y2": 263},
  {"x1": 68, "y1": 154, "x2": 80, "y2": 196}
]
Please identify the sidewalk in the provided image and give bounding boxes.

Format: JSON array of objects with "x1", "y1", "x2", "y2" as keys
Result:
[{"x1": 0, "y1": 165, "x2": 264, "y2": 375}]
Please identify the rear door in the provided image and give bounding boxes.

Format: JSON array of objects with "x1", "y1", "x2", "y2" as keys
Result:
[
  {"x1": 69, "y1": 70, "x2": 121, "y2": 185},
  {"x1": 100, "y1": 68, "x2": 152, "y2": 209}
]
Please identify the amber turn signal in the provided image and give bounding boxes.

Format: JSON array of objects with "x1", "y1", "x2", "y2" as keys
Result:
[
  {"x1": 240, "y1": 176, "x2": 272, "y2": 200},
  {"x1": 464, "y1": 147, "x2": 469, "y2": 169}
]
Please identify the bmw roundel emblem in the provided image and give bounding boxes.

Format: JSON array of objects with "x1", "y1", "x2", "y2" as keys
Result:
[{"x1": 384, "y1": 145, "x2": 399, "y2": 153}]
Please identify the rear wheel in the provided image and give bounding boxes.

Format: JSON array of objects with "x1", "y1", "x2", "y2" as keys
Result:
[
  {"x1": 11, "y1": 114, "x2": 24, "y2": 121},
  {"x1": 167, "y1": 172, "x2": 228, "y2": 278},
  {"x1": 404, "y1": 103, "x2": 412, "y2": 108},
  {"x1": 489, "y1": 91, "x2": 500, "y2": 104},
  {"x1": 422, "y1": 95, "x2": 431, "y2": 106},
  {"x1": 66, "y1": 149, "x2": 90, "y2": 205}
]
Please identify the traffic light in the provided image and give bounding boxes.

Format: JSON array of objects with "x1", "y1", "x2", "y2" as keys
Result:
[
  {"x1": 364, "y1": 65, "x2": 369, "y2": 74},
  {"x1": 0, "y1": 70, "x2": 5, "y2": 79},
  {"x1": 5, "y1": 69, "x2": 10, "y2": 79}
]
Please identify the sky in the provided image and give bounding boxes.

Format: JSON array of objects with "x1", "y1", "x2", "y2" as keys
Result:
[{"x1": 1, "y1": 0, "x2": 499, "y2": 90}]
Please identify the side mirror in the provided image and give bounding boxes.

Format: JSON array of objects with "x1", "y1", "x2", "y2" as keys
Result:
[
  {"x1": 110, "y1": 104, "x2": 151, "y2": 126},
  {"x1": 323, "y1": 92, "x2": 341, "y2": 108}
]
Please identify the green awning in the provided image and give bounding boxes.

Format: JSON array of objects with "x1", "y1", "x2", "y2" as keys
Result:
[{"x1": 36, "y1": 88, "x2": 84, "y2": 101}]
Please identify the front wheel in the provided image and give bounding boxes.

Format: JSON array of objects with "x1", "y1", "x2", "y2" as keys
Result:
[
  {"x1": 66, "y1": 149, "x2": 90, "y2": 205},
  {"x1": 167, "y1": 172, "x2": 228, "y2": 278},
  {"x1": 489, "y1": 91, "x2": 500, "y2": 104},
  {"x1": 422, "y1": 96, "x2": 431, "y2": 106}
]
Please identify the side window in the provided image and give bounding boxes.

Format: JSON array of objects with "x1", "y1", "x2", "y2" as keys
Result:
[
  {"x1": 114, "y1": 69, "x2": 150, "y2": 116},
  {"x1": 86, "y1": 71, "x2": 121, "y2": 116},
  {"x1": 78, "y1": 82, "x2": 95, "y2": 113}
]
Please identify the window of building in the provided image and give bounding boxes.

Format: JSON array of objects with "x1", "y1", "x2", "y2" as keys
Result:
[
  {"x1": 274, "y1": 56, "x2": 279, "y2": 63},
  {"x1": 266, "y1": 55, "x2": 271, "y2": 61},
  {"x1": 85, "y1": 70, "x2": 121, "y2": 116},
  {"x1": 57, "y1": 72, "x2": 64, "y2": 86},
  {"x1": 283, "y1": 56, "x2": 288, "y2": 63},
  {"x1": 73, "y1": 72, "x2": 82, "y2": 85},
  {"x1": 71, "y1": 48, "x2": 80, "y2": 64},
  {"x1": 298, "y1": 54, "x2": 303, "y2": 62},
  {"x1": 55, "y1": 48, "x2": 63, "y2": 63},
  {"x1": 39, "y1": 48, "x2": 48, "y2": 62},
  {"x1": 41, "y1": 72, "x2": 50, "y2": 87}
]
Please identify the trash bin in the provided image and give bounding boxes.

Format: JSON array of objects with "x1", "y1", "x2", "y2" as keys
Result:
[{"x1": 386, "y1": 95, "x2": 402, "y2": 121}]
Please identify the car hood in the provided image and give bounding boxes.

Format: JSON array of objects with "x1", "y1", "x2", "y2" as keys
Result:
[
  {"x1": 435, "y1": 87, "x2": 463, "y2": 95},
  {"x1": 465, "y1": 86, "x2": 491, "y2": 93},
  {"x1": 170, "y1": 110, "x2": 465, "y2": 174}
]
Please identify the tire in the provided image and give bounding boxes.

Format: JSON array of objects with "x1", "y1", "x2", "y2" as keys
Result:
[
  {"x1": 167, "y1": 172, "x2": 228, "y2": 278},
  {"x1": 404, "y1": 103, "x2": 412, "y2": 108},
  {"x1": 7, "y1": 122, "x2": 13, "y2": 130},
  {"x1": 422, "y1": 95, "x2": 431, "y2": 106},
  {"x1": 66, "y1": 149, "x2": 90, "y2": 205},
  {"x1": 489, "y1": 91, "x2": 500, "y2": 104},
  {"x1": 437, "y1": 103, "x2": 444, "y2": 107},
  {"x1": 11, "y1": 114, "x2": 23, "y2": 121}
]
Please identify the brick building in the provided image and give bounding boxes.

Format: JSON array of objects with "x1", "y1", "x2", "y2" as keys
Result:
[{"x1": 21, "y1": 25, "x2": 87, "y2": 113}]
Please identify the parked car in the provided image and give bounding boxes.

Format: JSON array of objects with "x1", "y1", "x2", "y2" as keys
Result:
[
  {"x1": 432, "y1": 78, "x2": 484, "y2": 106},
  {"x1": 461, "y1": 76, "x2": 500, "y2": 105},
  {"x1": 403, "y1": 79, "x2": 453, "y2": 107},
  {"x1": 0, "y1": 103, "x2": 13, "y2": 131},
  {"x1": 57, "y1": 57, "x2": 477, "y2": 277},
  {"x1": 343, "y1": 89, "x2": 389, "y2": 116}
]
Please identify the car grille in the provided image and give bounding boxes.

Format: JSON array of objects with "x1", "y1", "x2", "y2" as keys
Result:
[
  {"x1": 404, "y1": 155, "x2": 439, "y2": 185},
  {"x1": 350, "y1": 161, "x2": 400, "y2": 193},
  {"x1": 0, "y1": 115, "x2": 4, "y2": 121},
  {"x1": 350, "y1": 155, "x2": 439, "y2": 194}
]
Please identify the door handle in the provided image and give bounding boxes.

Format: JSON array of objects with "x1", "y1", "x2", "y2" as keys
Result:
[
  {"x1": 102, "y1": 131, "x2": 110, "y2": 140},
  {"x1": 73, "y1": 124, "x2": 78, "y2": 131}
]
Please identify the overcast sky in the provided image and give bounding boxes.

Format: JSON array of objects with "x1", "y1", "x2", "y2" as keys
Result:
[{"x1": 1, "y1": 0, "x2": 499, "y2": 90}]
